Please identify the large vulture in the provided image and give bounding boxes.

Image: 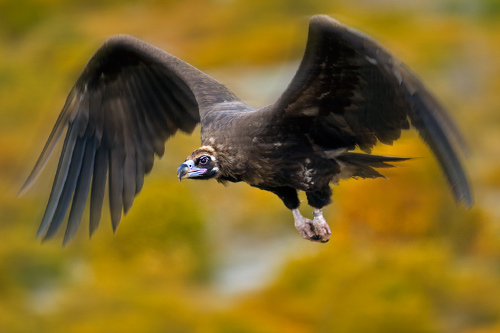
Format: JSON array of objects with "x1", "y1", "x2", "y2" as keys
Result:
[{"x1": 21, "y1": 15, "x2": 472, "y2": 245}]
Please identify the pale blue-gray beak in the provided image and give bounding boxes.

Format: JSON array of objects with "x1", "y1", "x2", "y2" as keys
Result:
[{"x1": 177, "y1": 160, "x2": 207, "y2": 180}]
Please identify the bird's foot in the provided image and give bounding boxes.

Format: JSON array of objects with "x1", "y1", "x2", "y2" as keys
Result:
[{"x1": 292, "y1": 208, "x2": 331, "y2": 243}]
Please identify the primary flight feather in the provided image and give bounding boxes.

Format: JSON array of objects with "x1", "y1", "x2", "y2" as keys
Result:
[{"x1": 21, "y1": 15, "x2": 472, "y2": 245}]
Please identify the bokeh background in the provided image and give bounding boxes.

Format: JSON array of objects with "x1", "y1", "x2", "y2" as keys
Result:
[{"x1": 1, "y1": 0, "x2": 500, "y2": 332}]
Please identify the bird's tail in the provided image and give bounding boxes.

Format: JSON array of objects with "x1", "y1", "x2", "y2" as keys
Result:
[{"x1": 332, "y1": 152, "x2": 410, "y2": 183}]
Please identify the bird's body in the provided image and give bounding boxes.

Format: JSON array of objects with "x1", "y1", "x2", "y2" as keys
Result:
[
  {"x1": 191, "y1": 102, "x2": 411, "y2": 241},
  {"x1": 22, "y1": 15, "x2": 472, "y2": 245}
]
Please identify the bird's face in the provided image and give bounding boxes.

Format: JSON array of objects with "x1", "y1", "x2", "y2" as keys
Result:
[{"x1": 177, "y1": 147, "x2": 220, "y2": 181}]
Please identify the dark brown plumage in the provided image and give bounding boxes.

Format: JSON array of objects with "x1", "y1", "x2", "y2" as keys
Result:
[{"x1": 21, "y1": 15, "x2": 472, "y2": 245}]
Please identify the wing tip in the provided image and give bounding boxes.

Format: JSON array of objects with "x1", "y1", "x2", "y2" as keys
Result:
[
  {"x1": 456, "y1": 185, "x2": 473, "y2": 209},
  {"x1": 18, "y1": 180, "x2": 33, "y2": 198}
]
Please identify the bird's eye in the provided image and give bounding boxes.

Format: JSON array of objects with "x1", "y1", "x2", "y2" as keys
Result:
[{"x1": 199, "y1": 156, "x2": 210, "y2": 165}]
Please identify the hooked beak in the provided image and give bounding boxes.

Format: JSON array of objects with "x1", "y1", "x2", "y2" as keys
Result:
[{"x1": 177, "y1": 161, "x2": 207, "y2": 181}]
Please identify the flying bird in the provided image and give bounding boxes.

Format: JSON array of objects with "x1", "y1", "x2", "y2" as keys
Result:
[{"x1": 21, "y1": 15, "x2": 472, "y2": 245}]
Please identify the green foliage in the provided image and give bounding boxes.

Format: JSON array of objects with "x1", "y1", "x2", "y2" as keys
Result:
[{"x1": 1, "y1": 0, "x2": 499, "y2": 332}]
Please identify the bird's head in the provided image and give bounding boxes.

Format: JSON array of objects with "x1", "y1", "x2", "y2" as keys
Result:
[{"x1": 177, "y1": 146, "x2": 220, "y2": 181}]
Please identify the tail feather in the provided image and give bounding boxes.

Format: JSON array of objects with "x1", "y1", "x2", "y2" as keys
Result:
[{"x1": 333, "y1": 152, "x2": 410, "y2": 183}]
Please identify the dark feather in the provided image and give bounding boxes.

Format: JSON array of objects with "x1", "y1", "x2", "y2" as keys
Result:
[
  {"x1": 64, "y1": 136, "x2": 96, "y2": 245},
  {"x1": 44, "y1": 133, "x2": 87, "y2": 241},
  {"x1": 89, "y1": 144, "x2": 108, "y2": 237},
  {"x1": 335, "y1": 153, "x2": 410, "y2": 181},
  {"x1": 36, "y1": 118, "x2": 80, "y2": 239}
]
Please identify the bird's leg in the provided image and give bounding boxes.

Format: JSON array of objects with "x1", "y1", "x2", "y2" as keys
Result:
[
  {"x1": 293, "y1": 187, "x2": 333, "y2": 243},
  {"x1": 312, "y1": 208, "x2": 331, "y2": 242},
  {"x1": 264, "y1": 186, "x2": 331, "y2": 243},
  {"x1": 292, "y1": 208, "x2": 331, "y2": 243}
]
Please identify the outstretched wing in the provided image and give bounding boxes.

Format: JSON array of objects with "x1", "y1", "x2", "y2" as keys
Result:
[
  {"x1": 21, "y1": 35, "x2": 248, "y2": 244},
  {"x1": 272, "y1": 15, "x2": 472, "y2": 207}
]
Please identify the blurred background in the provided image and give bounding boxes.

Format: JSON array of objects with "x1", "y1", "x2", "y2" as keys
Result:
[{"x1": 1, "y1": 0, "x2": 499, "y2": 332}]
